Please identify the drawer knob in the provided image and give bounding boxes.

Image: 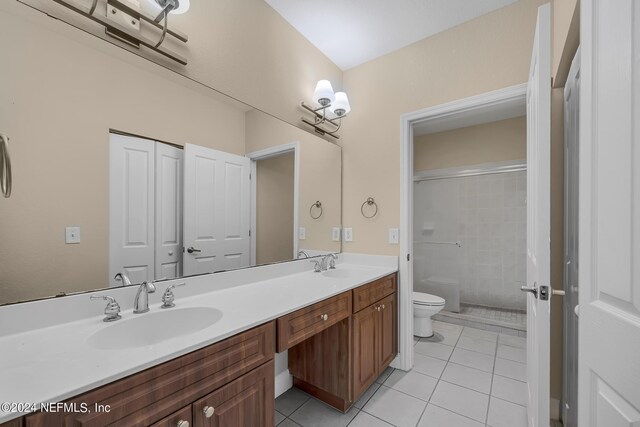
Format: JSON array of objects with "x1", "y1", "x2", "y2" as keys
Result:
[
  {"x1": 320, "y1": 313, "x2": 328, "y2": 321},
  {"x1": 203, "y1": 406, "x2": 215, "y2": 418},
  {"x1": 177, "y1": 421, "x2": 189, "y2": 427}
]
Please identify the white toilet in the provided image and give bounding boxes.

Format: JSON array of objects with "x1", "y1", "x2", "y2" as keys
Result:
[{"x1": 413, "y1": 291, "x2": 446, "y2": 338}]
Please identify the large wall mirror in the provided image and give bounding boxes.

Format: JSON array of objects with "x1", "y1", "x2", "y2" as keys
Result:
[{"x1": 0, "y1": 4, "x2": 341, "y2": 305}]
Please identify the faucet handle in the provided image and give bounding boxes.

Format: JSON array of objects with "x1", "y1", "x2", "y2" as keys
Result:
[
  {"x1": 90, "y1": 295, "x2": 122, "y2": 322},
  {"x1": 161, "y1": 283, "x2": 186, "y2": 308},
  {"x1": 310, "y1": 260, "x2": 322, "y2": 273},
  {"x1": 329, "y1": 257, "x2": 336, "y2": 269}
]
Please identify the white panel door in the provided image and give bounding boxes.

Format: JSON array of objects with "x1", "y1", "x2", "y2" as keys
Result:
[
  {"x1": 524, "y1": 4, "x2": 551, "y2": 427},
  {"x1": 109, "y1": 134, "x2": 155, "y2": 286},
  {"x1": 183, "y1": 144, "x2": 251, "y2": 275},
  {"x1": 155, "y1": 143, "x2": 183, "y2": 280},
  {"x1": 579, "y1": 1, "x2": 640, "y2": 426}
]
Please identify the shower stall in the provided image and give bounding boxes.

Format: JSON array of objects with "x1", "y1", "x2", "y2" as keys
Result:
[{"x1": 413, "y1": 162, "x2": 527, "y2": 333}]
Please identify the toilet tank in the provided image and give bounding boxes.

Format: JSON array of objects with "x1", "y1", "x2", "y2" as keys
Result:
[{"x1": 415, "y1": 276, "x2": 460, "y2": 313}]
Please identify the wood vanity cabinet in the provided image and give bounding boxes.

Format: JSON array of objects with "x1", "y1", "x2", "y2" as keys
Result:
[
  {"x1": 287, "y1": 273, "x2": 397, "y2": 412},
  {"x1": 21, "y1": 322, "x2": 275, "y2": 427},
  {"x1": 353, "y1": 284, "x2": 397, "y2": 398}
]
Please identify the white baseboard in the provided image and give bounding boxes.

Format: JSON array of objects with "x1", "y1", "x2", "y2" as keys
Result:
[
  {"x1": 550, "y1": 398, "x2": 561, "y2": 420},
  {"x1": 275, "y1": 369, "x2": 293, "y2": 398}
]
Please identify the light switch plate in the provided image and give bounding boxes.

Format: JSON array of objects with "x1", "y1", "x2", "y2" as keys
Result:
[
  {"x1": 388, "y1": 228, "x2": 399, "y2": 244},
  {"x1": 65, "y1": 226, "x2": 81, "y2": 244},
  {"x1": 343, "y1": 227, "x2": 353, "y2": 242},
  {"x1": 332, "y1": 227, "x2": 341, "y2": 242},
  {"x1": 298, "y1": 227, "x2": 306, "y2": 240}
]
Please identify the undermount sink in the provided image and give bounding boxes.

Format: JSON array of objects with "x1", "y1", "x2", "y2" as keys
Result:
[
  {"x1": 87, "y1": 307, "x2": 223, "y2": 350},
  {"x1": 322, "y1": 268, "x2": 368, "y2": 279}
]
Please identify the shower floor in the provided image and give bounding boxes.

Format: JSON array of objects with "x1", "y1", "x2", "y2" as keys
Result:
[{"x1": 433, "y1": 303, "x2": 527, "y2": 336}]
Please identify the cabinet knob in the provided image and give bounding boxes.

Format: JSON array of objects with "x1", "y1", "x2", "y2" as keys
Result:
[
  {"x1": 177, "y1": 421, "x2": 189, "y2": 427},
  {"x1": 320, "y1": 313, "x2": 328, "y2": 321},
  {"x1": 203, "y1": 406, "x2": 215, "y2": 418},
  {"x1": 375, "y1": 306, "x2": 380, "y2": 312},
  {"x1": 381, "y1": 304, "x2": 385, "y2": 310}
]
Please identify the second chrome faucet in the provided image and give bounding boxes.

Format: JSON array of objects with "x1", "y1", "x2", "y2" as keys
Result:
[{"x1": 133, "y1": 281, "x2": 156, "y2": 314}]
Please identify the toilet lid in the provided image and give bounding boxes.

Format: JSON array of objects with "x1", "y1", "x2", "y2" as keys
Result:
[{"x1": 413, "y1": 292, "x2": 445, "y2": 306}]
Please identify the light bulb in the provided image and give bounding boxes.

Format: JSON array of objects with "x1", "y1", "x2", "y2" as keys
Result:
[
  {"x1": 312, "y1": 80, "x2": 335, "y2": 107},
  {"x1": 331, "y1": 92, "x2": 351, "y2": 117}
]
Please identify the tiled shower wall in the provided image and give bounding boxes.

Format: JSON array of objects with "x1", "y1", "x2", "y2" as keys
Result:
[{"x1": 413, "y1": 171, "x2": 527, "y2": 310}]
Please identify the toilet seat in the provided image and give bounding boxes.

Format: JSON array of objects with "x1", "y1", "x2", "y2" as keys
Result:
[{"x1": 413, "y1": 291, "x2": 445, "y2": 307}]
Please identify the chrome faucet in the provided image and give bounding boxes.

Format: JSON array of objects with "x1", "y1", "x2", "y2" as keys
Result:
[
  {"x1": 114, "y1": 272, "x2": 132, "y2": 287},
  {"x1": 133, "y1": 281, "x2": 156, "y2": 314},
  {"x1": 320, "y1": 253, "x2": 338, "y2": 271}
]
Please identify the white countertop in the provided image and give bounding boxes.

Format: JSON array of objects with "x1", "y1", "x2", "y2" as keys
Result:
[{"x1": 0, "y1": 254, "x2": 397, "y2": 422}]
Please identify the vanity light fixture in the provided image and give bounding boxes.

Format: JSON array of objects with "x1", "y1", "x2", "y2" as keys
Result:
[
  {"x1": 301, "y1": 80, "x2": 351, "y2": 139},
  {"x1": 52, "y1": 0, "x2": 189, "y2": 65}
]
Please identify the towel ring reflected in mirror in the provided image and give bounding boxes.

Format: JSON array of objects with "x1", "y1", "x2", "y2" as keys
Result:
[
  {"x1": 361, "y1": 197, "x2": 378, "y2": 219},
  {"x1": 0, "y1": 133, "x2": 12, "y2": 198},
  {"x1": 310, "y1": 200, "x2": 323, "y2": 219}
]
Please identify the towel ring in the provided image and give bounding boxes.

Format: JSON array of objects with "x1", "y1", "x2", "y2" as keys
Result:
[
  {"x1": 361, "y1": 197, "x2": 378, "y2": 219},
  {"x1": 0, "y1": 133, "x2": 11, "y2": 198},
  {"x1": 310, "y1": 201, "x2": 323, "y2": 219}
]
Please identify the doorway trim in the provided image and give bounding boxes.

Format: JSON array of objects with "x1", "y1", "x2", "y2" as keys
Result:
[
  {"x1": 398, "y1": 83, "x2": 527, "y2": 371},
  {"x1": 246, "y1": 142, "x2": 301, "y2": 265}
]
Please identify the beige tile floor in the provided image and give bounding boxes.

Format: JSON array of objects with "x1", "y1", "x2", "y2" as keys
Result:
[{"x1": 275, "y1": 320, "x2": 529, "y2": 427}]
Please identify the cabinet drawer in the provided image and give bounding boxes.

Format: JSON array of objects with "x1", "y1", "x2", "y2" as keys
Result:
[
  {"x1": 149, "y1": 405, "x2": 192, "y2": 427},
  {"x1": 192, "y1": 361, "x2": 274, "y2": 427},
  {"x1": 277, "y1": 291, "x2": 352, "y2": 352},
  {"x1": 26, "y1": 322, "x2": 274, "y2": 427},
  {"x1": 353, "y1": 274, "x2": 397, "y2": 313}
]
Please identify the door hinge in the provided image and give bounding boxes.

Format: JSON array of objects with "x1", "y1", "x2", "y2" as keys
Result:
[
  {"x1": 249, "y1": 229, "x2": 251, "y2": 236},
  {"x1": 407, "y1": 254, "x2": 410, "y2": 262}
]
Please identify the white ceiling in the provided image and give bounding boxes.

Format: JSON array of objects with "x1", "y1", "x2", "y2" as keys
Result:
[{"x1": 265, "y1": 0, "x2": 519, "y2": 70}]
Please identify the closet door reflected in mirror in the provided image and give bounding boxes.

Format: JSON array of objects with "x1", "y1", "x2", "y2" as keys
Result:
[{"x1": 109, "y1": 134, "x2": 254, "y2": 286}]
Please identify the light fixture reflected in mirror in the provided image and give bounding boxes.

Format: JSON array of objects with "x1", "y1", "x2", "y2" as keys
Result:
[
  {"x1": 301, "y1": 80, "x2": 350, "y2": 139},
  {"x1": 151, "y1": 0, "x2": 190, "y2": 22}
]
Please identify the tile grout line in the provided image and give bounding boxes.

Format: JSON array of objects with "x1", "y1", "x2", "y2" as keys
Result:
[
  {"x1": 484, "y1": 332, "x2": 499, "y2": 425},
  {"x1": 413, "y1": 326, "x2": 464, "y2": 426}
]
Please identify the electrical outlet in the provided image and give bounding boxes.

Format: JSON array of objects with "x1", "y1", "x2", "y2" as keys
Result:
[
  {"x1": 298, "y1": 227, "x2": 306, "y2": 240},
  {"x1": 343, "y1": 227, "x2": 353, "y2": 242},
  {"x1": 65, "y1": 227, "x2": 81, "y2": 244},
  {"x1": 388, "y1": 228, "x2": 399, "y2": 244},
  {"x1": 332, "y1": 227, "x2": 341, "y2": 241}
]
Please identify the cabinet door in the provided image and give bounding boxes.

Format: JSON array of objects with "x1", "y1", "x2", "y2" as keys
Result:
[
  {"x1": 193, "y1": 361, "x2": 274, "y2": 427},
  {"x1": 378, "y1": 293, "x2": 397, "y2": 370},
  {"x1": 352, "y1": 305, "x2": 378, "y2": 398}
]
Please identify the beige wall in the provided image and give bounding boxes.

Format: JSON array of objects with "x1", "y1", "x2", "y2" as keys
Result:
[
  {"x1": 552, "y1": 0, "x2": 580, "y2": 86},
  {"x1": 256, "y1": 153, "x2": 295, "y2": 265},
  {"x1": 0, "y1": 5, "x2": 248, "y2": 304},
  {"x1": 340, "y1": 0, "x2": 545, "y2": 256},
  {"x1": 245, "y1": 110, "x2": 342, "y2": 254},
  {"x1": 414, "y1": 117, "x2": 527, "y2": 171},
  {"x1": 19, "y1": 0, "x2": 343, "y2": 132}
]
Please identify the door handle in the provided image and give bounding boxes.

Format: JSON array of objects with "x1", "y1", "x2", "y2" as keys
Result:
[{"x1": 186, "y1": 247, "x2": 201, "y2": 254}]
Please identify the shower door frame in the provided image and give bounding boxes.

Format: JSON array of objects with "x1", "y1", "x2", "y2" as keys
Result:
[{"x1": 398, "y1": 84, "x2": 527, "y2": 372}]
